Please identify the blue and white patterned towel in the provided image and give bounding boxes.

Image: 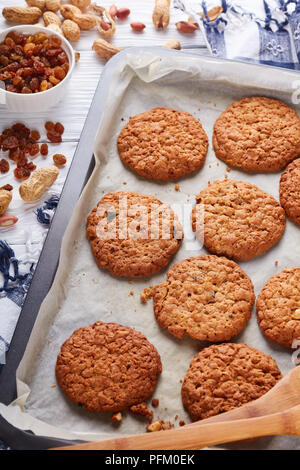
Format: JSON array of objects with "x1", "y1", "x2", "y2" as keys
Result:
[{"x1": 175, "y1": 0, "x2": 300, "y2": 69}]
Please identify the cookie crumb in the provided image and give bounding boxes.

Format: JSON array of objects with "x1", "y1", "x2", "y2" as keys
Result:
[
  {"x1": 226, "y1": 166, "x2": 231, "y2": 172},
  {"x1": 141, "y1": 286, "x2": 155, "y2": 303},
  {"x1": 51, "y1": 383, "x2": 56, "y2": 388},
  {"x1": 179, "y1": 420, "x2": 185, "y2": 427},
  {"x1": 111, "y1": 412, "x2": 122, "y2": 423},
  {"x1": 275, "y1": 260, "x2": 278, "y2": 266},
  {"x1": 174, "y1": 414, "x2": 178, "y2": 420},
  {"x1": 147, "y1": 421, "x2": 162, "y2": 432},
  {"x1": 151, "y1": 398, "x2": 159, "y2": 408},
  {"x1": 130, "y1": 403, "x2": 153, "y2": 422},
  {"x1": 174, "y1": 184, "x2": 180, "y2": 191},
  {"x1": 129, "y1": 291, "x2": 134, "y2": 296},
  {"x1": 123, "y1": 181, "x2": 127, "y2": 185}
]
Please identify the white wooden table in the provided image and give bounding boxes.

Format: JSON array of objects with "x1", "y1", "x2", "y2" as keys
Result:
[{"x1": 0, "y1": 1, "x2": 208, "y2": 358}]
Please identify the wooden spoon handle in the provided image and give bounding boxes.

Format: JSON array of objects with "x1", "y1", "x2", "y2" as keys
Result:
[{"x1": 53, "y1": 405, "x2": 300, "y2": 450}]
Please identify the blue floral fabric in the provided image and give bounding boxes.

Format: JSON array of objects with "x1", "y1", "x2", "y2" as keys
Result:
[{"x1": 175, "y1": 0, "x2": 300, "y2": 69}]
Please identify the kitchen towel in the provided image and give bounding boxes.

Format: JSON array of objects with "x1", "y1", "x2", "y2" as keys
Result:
[{"x1": 176, "y1": 0, "x2": 300, "y2": 69}]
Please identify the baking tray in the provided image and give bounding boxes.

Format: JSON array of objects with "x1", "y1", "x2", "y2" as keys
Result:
[
  {"x1": 0, "y1": 45, "x2": 208, "y2": 450},
  {"x1": 0, "y1": 46, "x2": 299, "y2": 450}
]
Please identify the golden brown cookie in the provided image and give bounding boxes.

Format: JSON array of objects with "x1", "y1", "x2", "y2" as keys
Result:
[
  {"x1": 280, "y1": 158, "x2": 300, "y2": 225},
  {"x1": 257, "y1": 268, "x2": 300, "y2": 349},
  {"x1": 117, "y1": 107, "x2": 208, "y2": 181},
  {"x1": 56, "y1": 321, "x2": 162, "y2": 413},
  {"x1": 181, "y1": 343, "x2": 282, "y2": 421},
  {"x1": 213, "y1": 97, "x2": 300, "y2": 172},
  {"x1": 191, "y1": 179, "x2": 286, "y2": 261},
  {"x1": 153, "y1": 255, "x2": 255, "y2": 342},
  {"x1": 86, "y1": 191, "x2": 183, "y2": 278}
]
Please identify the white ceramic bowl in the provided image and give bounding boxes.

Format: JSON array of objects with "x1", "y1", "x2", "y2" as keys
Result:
[{"x1": 0, "y1": 25, "x2": 75, "y2": 112}]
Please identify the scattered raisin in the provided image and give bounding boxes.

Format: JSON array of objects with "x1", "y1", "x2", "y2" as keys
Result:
[
  {"x1": 54, "y1": 122, "x2": 64, "y2": 135},
  {"x1": 2, "y1": 136, "x2": 18, "y2": 150},
  {"x1": 53, "y1": 154, "x2": 66, "y2": 166},
  {"x1": 29, "y1": 143, "x2": 39, "y2": 157},
  {"x1": 40, "y1": 143, "x2": 49, "y2": 156},
  {"x1": 0, "y1": 159, "x2": 9, "y2": 173},
  {"x1": 0, "y1": 184, "x2": 13, "y2": 191},
  {"x1": 45, "y1": 121, "x2": 55, "y2": 131},
  {"x1": 30, "y1": 130, "x2": 40, "y2": 141},
  {"x1": 14, "y1": 166, "x2": 30, "y2": 180},
  {"x1": 47, "y1": 131, "x2": 62, "y2": 143}
]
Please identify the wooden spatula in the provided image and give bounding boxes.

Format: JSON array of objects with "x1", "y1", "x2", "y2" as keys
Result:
[{"x1": 52, "y1": 365, "x2": 300, "y2": 450}]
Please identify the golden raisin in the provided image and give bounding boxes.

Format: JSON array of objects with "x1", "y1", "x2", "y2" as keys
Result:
[{"x1": 53, "y1": 154, "x2": 66, "y2": 166}]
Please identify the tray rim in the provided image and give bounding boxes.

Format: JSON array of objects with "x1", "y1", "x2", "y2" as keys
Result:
[{"x1": 0, "y1": 45, "x2": 299, "y2": 450}]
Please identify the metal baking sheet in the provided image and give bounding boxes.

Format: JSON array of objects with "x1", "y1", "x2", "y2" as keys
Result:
[{"x1": 1, "y1": 47, "x2": 300, "y2": 450}]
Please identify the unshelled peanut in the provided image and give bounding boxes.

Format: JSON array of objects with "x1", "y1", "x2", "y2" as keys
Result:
[
  {"x1": 152, "y1": 0, "x2": 170, "y2": 29},
  {"x1": 2, "y1": 6, "x2": 42, "y2": 24},
  {"x1": 71, "y1": 0, "x2": 91, "y2": 9},
  {"x1": 45, "y1": 0, "x2": 61, "y2": 12},
  {"x1": 89, "y1": 4, "x2": 116, "y2": 37},
  {"x1": 93, "y1": 38, "x2": 121, "y2": 60},
  {"x1": 26, "y1": 0, "x2": 46, "y2": 9},
  {"x1": 62, "y1": 19, "x2": 80, "y2": 41},
  {"x1": 60, "y1": 4, "x2": 81, "y2": 19},
  {"x1": 19, "y1": 166, "x2": 59, "y2": 202},
  {"x1": 73, "y1": 13, "x2": 96, "y2": 30},
  {"x1": 43, "y1": 10, "x2": 61, "y2": 26},
  {"x1": 46, "y1": 23, "x2": 62, "y2": 34},
  {"x1": 0, "y1": 190, "x2": 12, "y2": 216}
]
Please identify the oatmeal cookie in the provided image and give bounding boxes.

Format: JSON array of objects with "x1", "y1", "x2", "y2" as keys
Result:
[
  {"x1": 56, "y1": 321, "x2": 162, "y2": 413},
  {"x1": 257, "y1": 268, "x2": 300, "y2": 349},
  {"x1": 213, "y1": 97, "x2": 300, "y2": 172},
  {"x1": 86, "y1": 191, "x2": 183, "y2": 278},
  {"x1": 153, "y1": 255, "x2": 255, "y2": 342},
  {"x1": 280, "y1": 158, "x2": 300, "y2": 225},
  {"x1": 191, "y1": 179, "x2": 286, "y2": 261},
  {"x1": 117, "y1": 107, "x2": 208, "y2": 181},
  {"x1": 181, "y1": 343, "x2": 282, "y2": 421}
]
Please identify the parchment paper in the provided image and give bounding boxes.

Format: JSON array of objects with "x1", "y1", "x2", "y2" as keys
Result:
[{"x1": 1, "y1": 50, "x2": 300, "y2": 449}]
